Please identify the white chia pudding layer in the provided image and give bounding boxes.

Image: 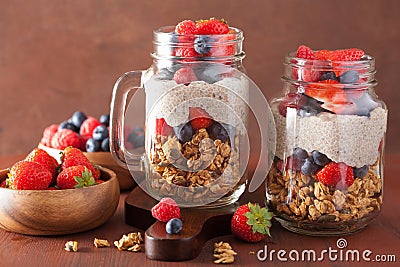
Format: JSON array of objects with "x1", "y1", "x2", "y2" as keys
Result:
[
  {"x1": 144, "y1": 77, "x2": 249, "y2": 131},
  {"x1": 273, "y1": 105, "x2": 387, "y2": 168}
]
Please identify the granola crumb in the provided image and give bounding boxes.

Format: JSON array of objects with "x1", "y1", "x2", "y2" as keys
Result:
[
  {"x1": 64, "y1": 241, "x2": 78, "y2": 252},
  {"x1": 114, "y1": 232, "x2": 143, "y2": 252},
  {"x1": 213, "y1": 241, "x2": 237, "y2": 264},
  {"x1": 249, "y1": 251, "x2": 255, "y2": 255},
  {"x1": 94, "y1": 238, "x2": 111, "y2": 248}
]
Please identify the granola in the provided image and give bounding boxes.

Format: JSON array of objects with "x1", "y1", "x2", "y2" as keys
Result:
[
  {"x1": 148, "y1": 128, "x2": 242, "y2": 203},
  {"x1": 267, "y1": 159, "x2": 382, "y2": 223},
  {"x1": 94, "y1": 238, "x2": 110, "y2": 248},
  {"x1": 64, "y1": 241, "x2": 78, "y2": 252}
]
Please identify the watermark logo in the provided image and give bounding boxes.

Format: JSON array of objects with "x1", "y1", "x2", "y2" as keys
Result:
[{"x1": 257, "y1": 238, "x2": 396, "y2": 263}]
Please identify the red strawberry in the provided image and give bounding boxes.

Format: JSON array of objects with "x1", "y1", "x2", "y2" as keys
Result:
[
  {"x1": 61, "y1": 146, "x2": 100, "y2": 179},
  {"x1": 173, "y1": 67, "x2": 197, "y2": 85},
  {"x1": 196, "y1": 18, "x2": 229, "y2": 34},
  {"x1": 51, "y1": 129, "x2": 81, "y2": 150},
  {"x1": 305, "y1": 80, "x2": 347, "y2": 114},
  {"x1": 175, "y1": 20, "x2": 197, "y2": 35},
  {"x1": 231, "y1": 202, "x2": 273, "y2": 242},
  {"x1": 25, "y1": 148, "x2": 59, "y2": 177},
  {"x1": 79, "y1": 117, "x2": 102, "y2": 138},
  {"x1": 189, "y1": 107, "x2": 213, "y2": 130},
  {"x1": 7, "y1": 161, "x2": 53, "y2": 190},
  {"x1": 295, "y1": 45, "x2": 315, "y2": 59},
  {"x1": 315, "y1": 162, "x2": 354, "y2": 189},
  {"x1": 57, "y1": 165, "x2": 96, "y2": 189},
  {"x1": 155, "y1": 118, "x2": 174, "y2": 136},
  {"x1": 151, "y1": 197, "x2": 181, "y2": 222},
  {"x1": 40, "y1": 124, "x2": 59, "y2": 147}
]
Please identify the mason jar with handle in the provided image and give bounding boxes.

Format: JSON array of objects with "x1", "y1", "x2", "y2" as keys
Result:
[{"x1": 110, "y1": 22, "x2": 275, "y2": 207}]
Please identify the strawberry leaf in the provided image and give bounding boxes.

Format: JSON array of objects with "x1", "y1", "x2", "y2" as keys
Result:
[
  {"x1": 73, "y1": 167, "x2": 95, "y2": 188},
  {"x1": 244, "y1": 202, "x2": 273, "y2": 237}
]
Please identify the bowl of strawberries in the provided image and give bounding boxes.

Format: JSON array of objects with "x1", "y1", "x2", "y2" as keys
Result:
[
  {"x1": 0, "y1": 147, "x2": 120, "y2": 235},
  {"x1": 38, "y1": 111, "x2": 145, "y2": 191}
]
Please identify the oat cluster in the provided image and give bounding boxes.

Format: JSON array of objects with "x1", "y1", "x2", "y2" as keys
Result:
[
  {"x1": 213, "y1": 241, "x2": 237, "y2": 264},
  {"x1": 114, "y1": 232, "x2": 143, "y2": 252}
]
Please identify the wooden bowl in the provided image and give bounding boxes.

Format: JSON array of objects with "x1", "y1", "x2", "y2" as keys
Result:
[
  {"x1": 38, "y1": 143, "x2": 136, "y2": 191},
  {"x1": 0, "y1": 167, "x2": 120, "y2": 235}
]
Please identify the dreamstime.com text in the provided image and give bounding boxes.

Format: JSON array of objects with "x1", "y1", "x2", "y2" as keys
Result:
[{"x1": 257, "y1": 238, "x2": 396, "y2": 263}]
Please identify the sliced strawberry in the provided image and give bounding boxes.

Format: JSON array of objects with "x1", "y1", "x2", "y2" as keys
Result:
[
  {"x1": 305, "y1": 80, "x2": 347, "y2": 114},
  {"x1": 315, "y1": 50, "x2": 333, "y2": 61},
  {"x1": 175, "y1": 20, "x2": 197, "y2": 35},
  {"x1": 155, "y1": 118, "x2": 173, "y2": 136},
  {"x1": 189, "y1": 107, "x2": 213, "y2": 130},
  {"x1": 278, "y1": 92, "x2": 307, "y2": 117},
  {"x1": 331, "y1": 48, "x2": 364, "y2": 61},
  {"x1": 315, "y1": 162, "x2": 354, "y2": 189},
  {"x1": 174, "y1": 47, "x2": 200, "y2": 59}
]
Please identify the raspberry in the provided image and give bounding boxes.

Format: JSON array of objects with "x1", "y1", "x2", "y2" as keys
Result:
[
  {"x1": 315, "y1": 162, "x2": 354, "y2": 189},
  {"x1": 173, "y1": 67, "x2": 197, "y2": 84},
  {"x1": 41, "y1": 124, "x2": 59, "y2": 147},
  {"x1": 295, "y1": 45, "x2": 315, "y2": 59},
  {"x1": 151, "y1": 198, "x2": 181, "y2": 222},
  {"x1": 50, "y1": 129, "x2": 81, "y2": 150},
  {"x1": 195, "y1": 18, "x2": 229, "y2": 34},
  {"x1": 79, "y1": 117, "x2": 102, "y2": 138}
]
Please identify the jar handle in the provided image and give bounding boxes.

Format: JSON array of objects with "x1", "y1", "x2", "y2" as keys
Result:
[{"x1": 110, "y1": 70, "x2": 144, "y2": 170}]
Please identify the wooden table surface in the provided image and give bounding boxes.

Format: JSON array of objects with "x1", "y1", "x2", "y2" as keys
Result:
[{"x1": 0, "y1": 154, "x2": 398, "y2": 267}]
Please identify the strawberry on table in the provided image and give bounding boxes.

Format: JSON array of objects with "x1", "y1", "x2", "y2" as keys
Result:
[
  {"x1": 25, "y1": 148, "x2": 59, "y2": 177},
  {"x1": 151, "y1": 197, "x2": 181, "y2": 222},
  {"x1": 57, "y1": 165, "x2": 96, "y2": 189},
  {"x1": 231, "y1": 202, "x2": 273, "y2": 242},
  {"x1": 315, "y1": 162, "x2": 354, "y2": 189},
  {"x1": 7, "y1": 161, "x2": 53, "y2": 190},
  {"x1": 189, "y1": 107, "x2": 213, "y2": 130},
  {"x1": 61, "y1": 146, "x2": 100, "y2": 179}
]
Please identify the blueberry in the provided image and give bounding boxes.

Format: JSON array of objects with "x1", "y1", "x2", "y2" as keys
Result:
[
  {"x1": 353, "y1": 92, "x2": 379, "y2": 117},
  {"x1": 194, "y1": 63, "x2": 231, "y2": 84},
  {"x1": 99, "y1": 114, "x2": 110, "y2": 126},
  {"x1": 173, "y1": 123, "x2": 194, "y2": 143},
  {"x1": 86, "y1": 138, "x2": 101, "y2": 152},
  {"x1": 166, "y1": 218, "x2": 183, "y2": 234},
  {"x1": 58, "y1": 121, "x2": 79, "y2": 133},
  {"x1": 93, "y1": 125, "x2": 109, "y2": 141},
  {"x1": 292, "y1": 147, "x2": 308, "y2": 161},
  {"x1": 339, "y1": 70, "x2": 359, "y2": 84},
  {"x1": 71, "y1": 111, "x2": 87, "y2": 128},
  {"x1": 320, "y1": 71, "x2": 338, "y2": 81},
  {"x1": 101, "y1": 138, "x2": 110, "y2": 152},
  {"x1": 312, "y1": 150, "x2": 331, "y2": 166},
  {"x1": 301, "y1": 157, "x2": 319, "y2": 176},
  {"x1": 127, "y1": 131, "x2": 145, "y2": 148},
  {"x1": 194, "y1": 36, "x2": 213, "y2": 55},
  {"x1": 207, "y1": 122, "x2": 231, "y2": 142},
  {"x1": 353, "y1": 165, "x2": 369, "y2": 178}
]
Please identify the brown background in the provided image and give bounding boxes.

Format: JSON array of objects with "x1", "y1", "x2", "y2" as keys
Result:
[{"x1": 0, "y1": 0, "x2": 399, "y2": 155}]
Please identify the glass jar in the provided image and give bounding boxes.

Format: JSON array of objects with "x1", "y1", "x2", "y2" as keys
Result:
[
  {"x1": 111, "y1": 26, "x2": 259, "y2": 207},
  {"x1": 267, "y1": 50, "x2": 387, "y2": 235}
]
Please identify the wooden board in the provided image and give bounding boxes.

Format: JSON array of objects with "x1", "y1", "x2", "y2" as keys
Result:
[{"x1": 124, "y1": 187, "x2": 260, "y2": 261}]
